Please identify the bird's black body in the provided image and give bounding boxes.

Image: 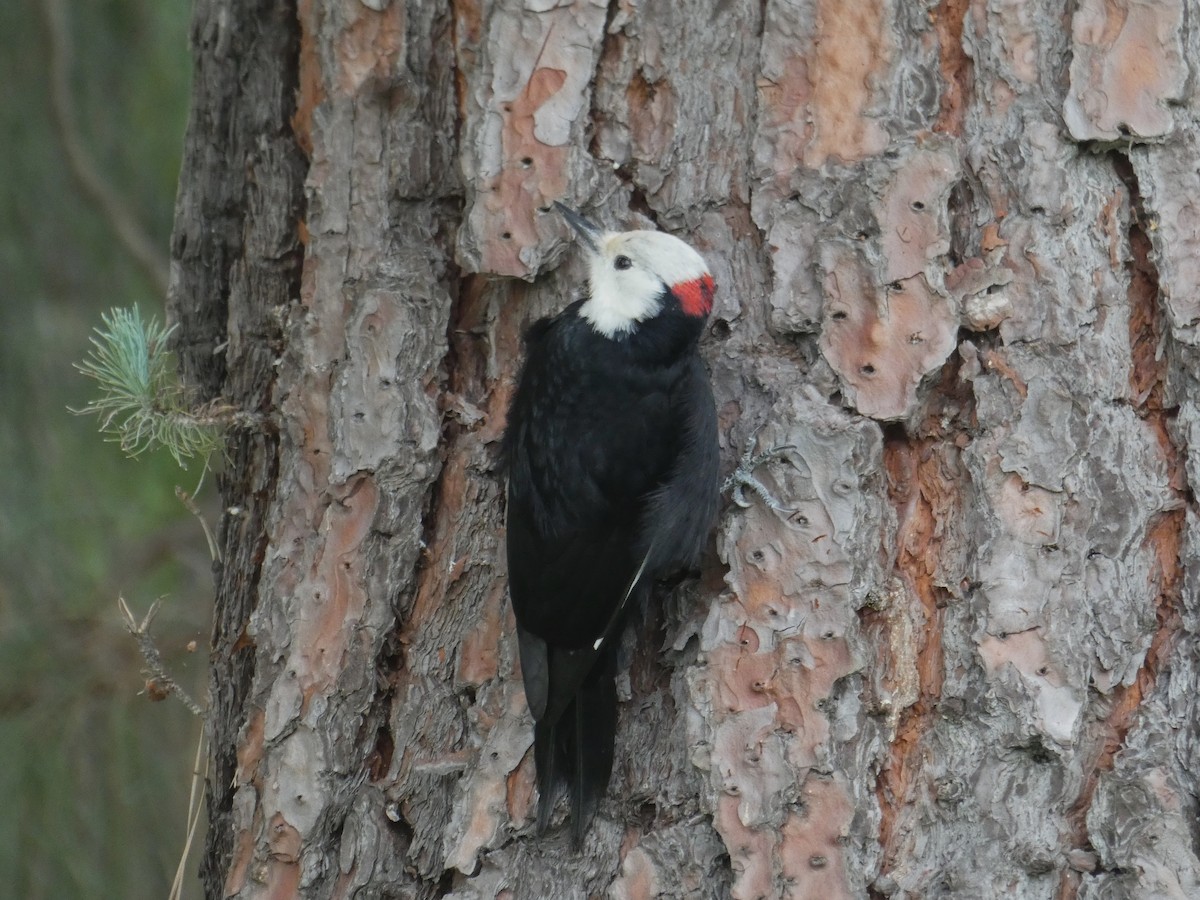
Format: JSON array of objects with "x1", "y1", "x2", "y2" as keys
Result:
[{"x1": 504, "y1": 246, "x2": 719, "y2": 843}]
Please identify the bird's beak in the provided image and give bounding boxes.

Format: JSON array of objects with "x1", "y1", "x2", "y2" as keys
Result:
[{"x1": 553, "y1": 202, "x2": 602, "y2": 253}]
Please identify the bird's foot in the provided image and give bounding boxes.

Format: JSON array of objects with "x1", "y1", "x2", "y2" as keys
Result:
[{"x1": 722, "y1": 438, "x2": 794, "y2": 512}]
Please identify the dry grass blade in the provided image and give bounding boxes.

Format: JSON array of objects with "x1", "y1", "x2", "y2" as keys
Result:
[{"x1": 169, "y1": 728, "x2": 208, "y2": 900}]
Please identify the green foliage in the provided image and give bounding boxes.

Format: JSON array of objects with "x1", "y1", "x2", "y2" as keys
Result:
[{"x1": 74, "y1": 306, "x2": 221, "y2": 468}]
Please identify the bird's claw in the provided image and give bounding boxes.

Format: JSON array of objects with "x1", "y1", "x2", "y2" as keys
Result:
[{"x1": 722, "y1": 440, "x2": 795, "y2": 512}]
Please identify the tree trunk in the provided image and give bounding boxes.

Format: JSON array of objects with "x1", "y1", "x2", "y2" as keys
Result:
[{"x1": 170, "y1": 1, "x2": 1200, "y2": 897}]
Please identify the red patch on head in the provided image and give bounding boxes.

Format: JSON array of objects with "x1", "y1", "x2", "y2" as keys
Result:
[{"x1": 673, "y1": 274, "x2": 715, "y2": 318}]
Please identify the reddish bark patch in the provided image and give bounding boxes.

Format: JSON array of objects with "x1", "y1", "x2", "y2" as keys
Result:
[
  {"x1": 295, "y1": 476, "x2": 379, "y2": 698},
  {"x1": 1127, "y1": 198, "x2": 1167, "y2": 410},
  {"x1": 932, "y1": 0, "x2": 973, "y2": 135},
  {"x1": 450, "y1": 0, "x2": 483, "y2": 123},
  {"x1": 223, "y1": 806, "x2": 258, "y2": 897},
  {"x1": 236, "y1": 707, "x2": 267, "y2": 785},
  {"x1": 756, "y1": 46, "x2": 813, "y2": 186},
  {"x1": 1061, "y1": 505, "x2": 1185, "y2": 897},
  {"x1": 873, "y1": 437, "x2": 953, "y2": 873},
  {"x1": 757, "y1": 0, "x2": 891, "y2": 177},
  {"x1": 457, "y1": 580, "x2": 506, "y2": 685},
  {"x1": 779, "y1": 777, "x2": 855, "y2": 896},
  {"x1": 610, "y1": 844, "x2": 661, "y2": 900},
  {"x1": 264, "y1": 814, "x2": 302, "y2": 898},
  {"x1": 625, "y1": 66, "x2": 678, "y2": 163},
  {"x1": 335, "y1": 1, "x2": 406, "y2": 94},
  {"x1": 819, "y1": 255, "x2": 958, "y2": 420},
  {"x1": 405, "y1": 451, "x2": 472, "y2": 639},
  {"x1": 480, "y1": 279, "x2": 526, "y2": 446},
  {"x1": 1058, "y1": 158, "x2": 1188, "y2": 898},
  {"x1": 479, "y1": 67, "x2": 570, "y2": 276},
  {"x1": 978, "y1": 347, "x2": 1028, "y2": 400},
  {"x1": 1065, "y1": 0, "x2": 1186, "y2": 140},
  {"x1": 292, "y1": 0, "x2": 325, "y2": 158},
  {"x1": 807, "y1": 0, "x2": 892, "y2": 166},
  {"x1": 879, "y1": 148, "x2": 958, "y2": 282}
]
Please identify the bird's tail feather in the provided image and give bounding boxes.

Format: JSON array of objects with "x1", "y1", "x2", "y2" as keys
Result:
[
  {"x1": 533, "y1": 716, "x2": 559, "y2": 834},
  {"x1": 533, "y1": 648, "x2": 618, "y2": 844}
]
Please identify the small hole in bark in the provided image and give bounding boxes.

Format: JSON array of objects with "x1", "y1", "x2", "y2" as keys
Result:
[
  {"x1": 809, "y1": 856, "x2": 828, "y2": 870},
  {"x1": 830, "y1": 310, "x2": 847, "y2": 321},
  {"x1": 889, "y1": 281, "x2": 904, "y2": 292},
  {"x1": 750, "y1": 550, "x2": 765, "y2": 562},
  {"x1": 855, "y1": 230, "x2": 869, "y2": 241},
  {"x1": 501, "y1": 231, "x2": 512, "y2": 240},
  {"x1": 861, "y1": 364, "x2": 876, "y2": 375},
  {"x1": 520, "y1": 156, "x2": 533, "y2": 167},
  {"x1": 502, "y1": 103, "x2": 512, "y2": 113},
  {"x1": 537, "y1": 205, "x2": 551, "y2": 212},
  {"x1": 490, "y1": 751, "x2": 499, "y2": 760},
  {"x1": 823, "y1": 630, "x2": 836, "y2": 640},
  {"x1": 910, "y1": 200, "x2": 925, "y2": 211},
  {"x1": 1030, "y1": 206, "x2": 1046, "y2": 215},
  {"x1": 1037, "y1": 666, "x2": 1049, "y2": 676},
  {"x1": 711, "y1": 318, "x2": 732, "y2": 340}
]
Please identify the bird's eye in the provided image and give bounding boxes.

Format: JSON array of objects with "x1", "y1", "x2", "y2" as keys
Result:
[{"x1": 614, "y1": 255, "x2": 632, "y2": 270}]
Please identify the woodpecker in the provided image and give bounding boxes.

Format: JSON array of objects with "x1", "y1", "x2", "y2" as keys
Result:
[{"x1": 502, "y1": 203, "x2": 720, "y2": 844}]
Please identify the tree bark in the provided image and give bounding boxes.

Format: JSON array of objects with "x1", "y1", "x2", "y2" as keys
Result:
[{"x1": 171, "y1": 1, "x2": 1200, "y2": 898}]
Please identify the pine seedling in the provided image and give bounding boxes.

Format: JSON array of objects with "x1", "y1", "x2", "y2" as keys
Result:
[{"x1": 73, "y1": 306, "x2": 223, "y2": 467}]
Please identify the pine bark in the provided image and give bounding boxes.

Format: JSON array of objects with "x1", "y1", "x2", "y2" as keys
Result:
[{"x1": 171, "y1": 1, "x2": 1200, "y2": 898}]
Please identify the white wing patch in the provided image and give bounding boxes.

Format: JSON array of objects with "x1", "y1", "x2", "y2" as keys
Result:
[{"x1": 592, "y1": 542, "x2": 654, "y2": 652}]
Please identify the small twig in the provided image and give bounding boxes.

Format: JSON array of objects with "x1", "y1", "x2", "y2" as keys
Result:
[
  {"x1": 169, "y1": 726, "x2": 208, "y2": 900},
  {"x1": 176, "y1": 484, "x2": 221, "y2": 563},
  {"x1": 118, "y1": 596, "x2": 205, "y2": 717}
]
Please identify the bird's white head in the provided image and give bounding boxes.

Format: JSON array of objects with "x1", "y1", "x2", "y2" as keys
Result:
[{"x1": 555, "y1": 203, "x2": 714, "y2": 339}]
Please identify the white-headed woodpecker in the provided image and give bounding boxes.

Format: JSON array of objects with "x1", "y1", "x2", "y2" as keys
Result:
[{"x1": 502, "y1": 203, "x2": 720, "y2": 843}]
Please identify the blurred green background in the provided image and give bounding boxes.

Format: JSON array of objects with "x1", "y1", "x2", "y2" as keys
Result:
[{"x1": 1, "y1": 1, "x2": 211, "y2": 896}]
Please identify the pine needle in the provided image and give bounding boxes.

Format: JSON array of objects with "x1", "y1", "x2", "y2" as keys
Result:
[{"x1": 72, "y1": 306, "x2": 222, "y2": 467}]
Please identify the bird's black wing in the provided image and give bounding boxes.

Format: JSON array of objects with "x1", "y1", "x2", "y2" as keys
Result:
[{"x1": 639, "y1": 353, "x2": 720, "y2": 576}]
